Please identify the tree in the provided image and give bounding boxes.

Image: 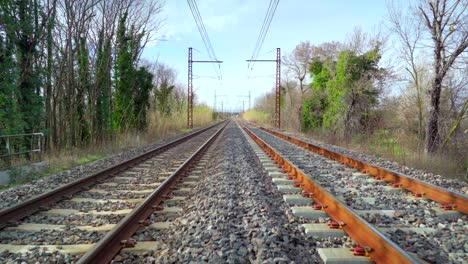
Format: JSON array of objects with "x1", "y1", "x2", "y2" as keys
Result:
[
  {"x1": 283, "y1": 41, "x2": 313, "y2": 100},
  {"x1": 0, "y1": 0, "x2": 48, "y2": 134},
  {"x1": 76, "y1": 36, "x2": 91, "y2": 144},
  {"x1": 44, "y1": 0, "x2": 56, "y2": 149},
  {"x1": 134, "y1": 67, "x2": 153, "y2": 130},
  {"x1": 303, "y1": 45, "x2": 384, "y2": 139},
  {"x1": 387, "y1": 1, "x2": 426, "y2": 140},
  {"x1": 0, "y1": 33, "x2": 23, "y2": 134},
  {"x1": 94, "y1": 30, "x2": 112, "y2": 141},
  {"x1": 113, "y1": 12, "x2": 136, "y2": 129},
  {"x1": 155, "y1": 80, "x2": 175, "y2": 116},
  {"x1": 418, "y1": 0, "x2": 468, "y2": 153},
  {"x1": 302, "y1": 58, "x2": 331, "y2": 131}
]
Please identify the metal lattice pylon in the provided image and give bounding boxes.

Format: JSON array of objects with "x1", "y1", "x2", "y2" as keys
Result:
[
  {"x1": 275, "y1": 48, "x2": 281, "y2": 129},
  {"x1": 187, "y1": 48, "x2": 193, "y2": 128}
]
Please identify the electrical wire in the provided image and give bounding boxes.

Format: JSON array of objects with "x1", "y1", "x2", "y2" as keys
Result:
[
  {"x1": 187, "y1": 0, "x2": 222, "y2": 80},
  {"x1": 247, "y1": 0, "x2": 280, "y2": 77}
]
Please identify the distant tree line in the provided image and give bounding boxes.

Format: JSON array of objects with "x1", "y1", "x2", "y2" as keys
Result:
[{"x1": 0, "y1": 0, "x2": 185, "y2": 152}]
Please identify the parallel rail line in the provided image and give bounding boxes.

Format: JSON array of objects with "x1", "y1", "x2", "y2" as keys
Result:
[
  {"x1": 240, "y1": 122, "x2": 418, "y2": 263},
  {"x1": 78, "y1": 120, "x2": 228, "y2": 263},
  {"x1": 251, "y1": 123, "x2": 468, "y2": 214},
  {"x1": 0, "y1": 121, "x2": 227, "y2": 263}
]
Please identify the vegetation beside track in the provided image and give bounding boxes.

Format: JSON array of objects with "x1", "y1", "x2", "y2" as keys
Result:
[{"x1": 2, "y1": 106, "x2": 215, "y2": 189}]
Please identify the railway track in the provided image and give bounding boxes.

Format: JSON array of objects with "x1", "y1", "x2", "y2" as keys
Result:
[
  {"x1": 0, "y1": 121, "x2": 227, "y2": 263},
  {"x1": 240, "y1": 121, "x2": 467, "y2": 263},
  {"x1": 0, "y1": 119, "x2": 465, "y2": 263}
]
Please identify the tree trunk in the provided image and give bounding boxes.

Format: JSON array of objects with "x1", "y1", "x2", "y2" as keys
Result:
[
  {"x1": 426, "y1": 75, "x2": 442, "y2": 153},
  {"x1": 441, "y1": 94, "x2": 467, "y2": 149}
]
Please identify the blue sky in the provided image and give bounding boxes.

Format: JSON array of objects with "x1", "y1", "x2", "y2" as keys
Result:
[{"x1": 142, "y1": 0, "x2": 404, "y2": 112}]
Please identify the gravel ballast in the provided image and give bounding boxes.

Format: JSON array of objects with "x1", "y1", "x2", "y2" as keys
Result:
[{"x1": 114, "y1": 121, "x2": 322, "y2": 263}]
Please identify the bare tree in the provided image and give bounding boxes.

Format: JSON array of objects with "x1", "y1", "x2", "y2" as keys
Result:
[
  {"x1": 282, "y1": 41, "x2": 313, "y2": 101},
  {"x1": 418, "y1": 0, "x2": 467, "y2": 153},
  {"x1": 387, "y1": 1, "x2": 427, "y2": 140}
]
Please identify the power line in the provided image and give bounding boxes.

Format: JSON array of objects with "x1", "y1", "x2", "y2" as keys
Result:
[
  {"x1": 247, "y1": 0, "x2": 280, "y2": 77},
  {"x1": 187, "y1": 0, "x2": 222, "y2": 80}
]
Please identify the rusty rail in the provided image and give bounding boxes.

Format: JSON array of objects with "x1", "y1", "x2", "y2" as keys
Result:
[
  {"x1": 240, "y1": 122, "x2": 417, "y2": 263},
  {"x1": 77, "y1": 120, "x2": 228, "y2": 264},
  {"x1": 0, "y1": 121, "x2": 225, "y2": 229},
  {"x1": 250, "y1": 123, "x2": 468, "y2": 214}
]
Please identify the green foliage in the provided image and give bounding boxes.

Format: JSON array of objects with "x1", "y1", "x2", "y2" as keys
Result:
[
  {"x1": 155, "y1": 80, "x2": 175, "y2": 116},
  {"x1": 302, "y1": 46, "x2": 383, "y2": 137},
  {"x1": 113, "y1": 12, "x2": 136, "y2": 129},
  {"x1": 77, "y1": 36, "x2": 91, "y2": 143},
  {"x1": 367, "y1": 129, "x2": 406, "y2": 157},
  {"x1": 95, "y1": 30, "x2": 112, "y2": 139},
  {"x1": 302, "y1": 95, "x2": 327, "y2": 131},
  {"x1": 309, "y1": 60, "x2": 323, "y2": 75},
  {"x1": 113, "y1": 12, "x2": 153, "y2": 131},
  {"x1": 1, "y1": 0, "x2": 44, "y2": 134},
  {"x1": 134, "y1": 67, "x2": 153, "y2": 129},
  {"x1": 0, "y1": 33, "x2": 23, "y2": 134}
]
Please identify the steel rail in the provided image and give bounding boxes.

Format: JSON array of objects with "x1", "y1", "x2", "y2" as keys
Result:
[
  {"x1": 240, "y1": 122, "x2": 417, "y2": 264},
  {"x1": 250, "y1": 123, "x2": 468, "y2": 214},
  {"x1": 77, "y1": 120, "x2": 229, "y2": 264},
  {"x1": 0, "y1": 121, "x2": 226, "y2": 229}
]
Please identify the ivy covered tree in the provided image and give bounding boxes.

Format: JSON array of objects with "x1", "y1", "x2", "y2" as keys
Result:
[
  {"x1": 77, "y1": 36, "x2": 91, "y2": 144},
  {"x1": 302, "y1": 59, "x2": 332, "y2": 131},
  {"x1": 155, "y1": 80, "x2": 175, "y2": 116},
  {"x1": 134, "y1": 67, "x2": 153, "y2": 130},
  {"x1": 113, "y1": 12, "x2": 135, "y2": 130},
  {"x1": 1, "y1": 0, "x2": 44, "y2": 134},
  {"x1": 302, "y1": 46, "x2": 384, "y2": 139},
  {"x1": 113, "y1": 11, "x2": 153, "y2": 131},
  {"x1": 94, "y1": 30, "x2": 112, "y2": 141},
  {"x1": 0, "y1": 33, "x2": 23, "y2": 134},
  {"x1": 0, "y1": 0, "x2": 165, "y2": 166}
]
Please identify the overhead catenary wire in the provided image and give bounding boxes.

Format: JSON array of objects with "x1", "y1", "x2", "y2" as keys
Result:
[
  {"x1": 187, "y1": 0, "x2": 222, "y2": 80},
  {"x1": 187, "y1": 0, "x2": 222, "y2": 79},
  {"x1": 247, "y1": 0, "x2": 280, "y2": 77}
]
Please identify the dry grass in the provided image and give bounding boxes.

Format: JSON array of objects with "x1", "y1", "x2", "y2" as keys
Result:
[
  {"x1": 307, "y1": 129, "x2": 466, "y2": 181},
  {"x1": 243, "y1": 109, "x2": 271, "y2": 124}
]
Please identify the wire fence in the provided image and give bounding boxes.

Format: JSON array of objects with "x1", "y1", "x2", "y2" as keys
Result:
[{"x1": 0, "y1": 133, "x2": 44, "y2": 169}]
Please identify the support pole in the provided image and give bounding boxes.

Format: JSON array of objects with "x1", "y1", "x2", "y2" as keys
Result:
[
  {"x1": 187, "y1": 47, "x2": 223, "y2": 128},
  {"x1": 188, "y1": 47, "x2": 193, "y2": 128},
  {"x1": 275, "y1": 48, "x2": 281, "y2": 129},
  {"x1": 245, "y1": 48, "x2": 281, "y2": 128}
]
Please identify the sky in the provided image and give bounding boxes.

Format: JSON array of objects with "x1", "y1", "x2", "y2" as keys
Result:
[{"x1": 142, "y1": 0, "x2": 405, "y2": 112}]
